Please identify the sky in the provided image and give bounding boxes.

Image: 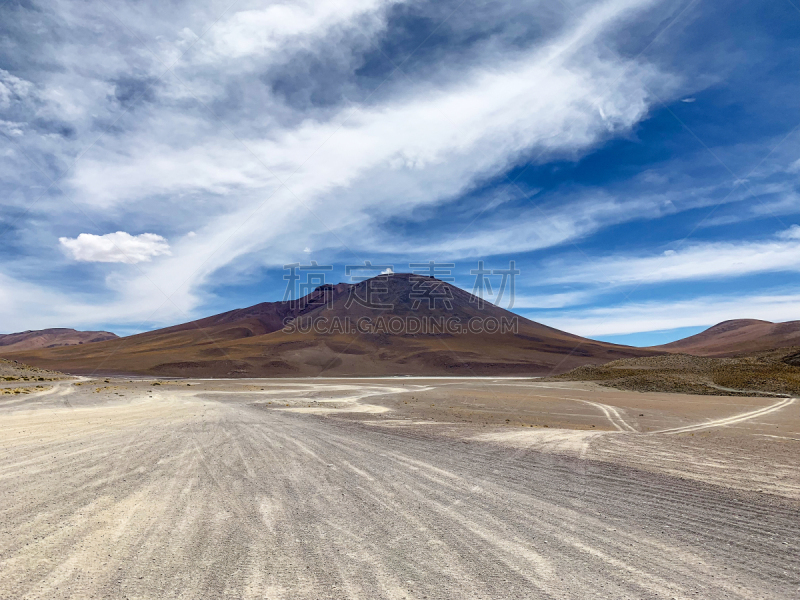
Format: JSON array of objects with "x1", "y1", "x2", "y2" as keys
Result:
[{"x1": 0, "y1": 0, "x2": 799, "y2": 345}]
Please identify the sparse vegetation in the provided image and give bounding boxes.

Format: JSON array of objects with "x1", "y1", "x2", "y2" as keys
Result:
[
  {"x1": 0, "y1": 358, "x2": 65, "y2": 381},
  {"x1": 547, "y1": 348, "x2": 800, "y2": 396},
  {"x1": 0, "y1": 385, "x2": 49, "y2": 395}
]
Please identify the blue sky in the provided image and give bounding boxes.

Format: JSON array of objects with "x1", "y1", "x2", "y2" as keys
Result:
[{"x1": 0, "y1": 0, "x2": 799, "y2": 345}]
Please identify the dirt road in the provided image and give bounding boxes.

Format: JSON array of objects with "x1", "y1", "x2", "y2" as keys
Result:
[{"x1": 0, "y1": 379, "x2": 798, "y2": 599}]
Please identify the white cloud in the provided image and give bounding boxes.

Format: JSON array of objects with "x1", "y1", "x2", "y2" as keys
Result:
[
  {"x1": 0, "y1": 120, "x2": 24, "y2": 136},
  {"x1": 545, "y1": 233, "x2": 800, "y2": 285},
  {"x1": 0, "y1": 269, "x2": 189, "y2": 333},
  {"x1": 206, "y1": 0, "x2": 396, "y2": 59},
  {"x1": 72, "y1": 34, "x2": 667, "y2": 207},
  {"x1": 0, "y1": 69, "x2": 34, "y2": 109},
  {"x1": 532, "y1": 292, "x2": 800, "y2": 337},
  {"x1": 55, "y1": 0, "x2": 673, "y2": 318},
  {"x1": 358, "y1": 194, "x2": 665, "y2": 258},
  {"x1": 508, "y1": 291, "x2": 595, "y2": 309},
  {"x1": 59, "y1": 232, "x2": 171, "y2": 264},
  {"x1": 3, "y1": 0, "x2": 703, "y2": 332},
  {"x1": 778, "y1": 224, "x2": 800, "y2": 240}
]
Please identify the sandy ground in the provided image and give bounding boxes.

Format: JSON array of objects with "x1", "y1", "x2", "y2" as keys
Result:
[{"x1": 0, "y1": 376, "x2": 798, "y2": 599}]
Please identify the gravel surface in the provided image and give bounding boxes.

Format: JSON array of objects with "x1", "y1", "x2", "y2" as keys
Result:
[{"x1": 0, "y1": 380, "x2": 798, "y2": 599}]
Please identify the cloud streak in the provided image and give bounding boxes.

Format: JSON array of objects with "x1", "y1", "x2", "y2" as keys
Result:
[
  {"x1": 543, "y1": 229, "x2": 800, "y2": 286},
  {"x1": 2, "y1": 0, "x2": 797, "y2": 343},
  {"x1": 47, "y1": 0, "x2": 674, "y2": 321},
  {"x1": 532, "y1": 292, "x2": 800, "y2": 337}
]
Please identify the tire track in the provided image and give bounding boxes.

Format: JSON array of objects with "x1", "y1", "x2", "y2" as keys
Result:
[
  {"x1": 657, "y1": 397, "x2": 796, "y2": 434},
  {"x1": 564, "y1": 397, "x2": 637, "y2": 431},
  {"x1": 2, "y1": 385, "x2": 798, "y2": 599}
]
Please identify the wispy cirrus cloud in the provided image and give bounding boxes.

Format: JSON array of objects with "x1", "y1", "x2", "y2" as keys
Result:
[
  {"x1": 1, "y1": 0, "x2": 798, "y2": 344},
  {"x1": 204, "y1": 0, "x2": 398, "y2": 60},
  {"x1": 778, "y1": 224, "x2": 800, "y2": 240},
  {"x1": 40, "y1": 0, "x2": 676, "y2": 321},
  {"x1": 543, "y1": 228, "x2": 800, "y2": 286},
  {"x1": 531, "y1": 291, "x2": 800, "y2": 337}
]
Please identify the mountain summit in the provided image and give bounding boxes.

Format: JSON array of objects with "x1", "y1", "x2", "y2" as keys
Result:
[{"x1": 2, "y1": 274, "x2": 654, "y2": 377}]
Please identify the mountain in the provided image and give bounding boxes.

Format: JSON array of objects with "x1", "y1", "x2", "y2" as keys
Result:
[
  {"x1": 2, "y1": 273, "x2": 656, "y2": 377},
  {"x1": 0, "y1": 328, "x2": 118, "y2": 353},
  {"x1": 651, "y1": 319, "x2": 800, "y2": 357}
]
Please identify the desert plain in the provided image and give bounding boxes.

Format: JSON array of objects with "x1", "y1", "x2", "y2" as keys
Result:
[{"x1": 0, "y1": 369, "x2": 798, "y2": 599}]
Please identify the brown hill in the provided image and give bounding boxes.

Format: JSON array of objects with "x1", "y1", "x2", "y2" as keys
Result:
[
  {"x1": 0, "y1": 328, "x2": 118, "y2": 353},
  {"x1": 2, "y1": 273, "x2": 655, "y2": 377},
  {"x1": 650, "y1": 319, "x2": 800, "y2": 357}
]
